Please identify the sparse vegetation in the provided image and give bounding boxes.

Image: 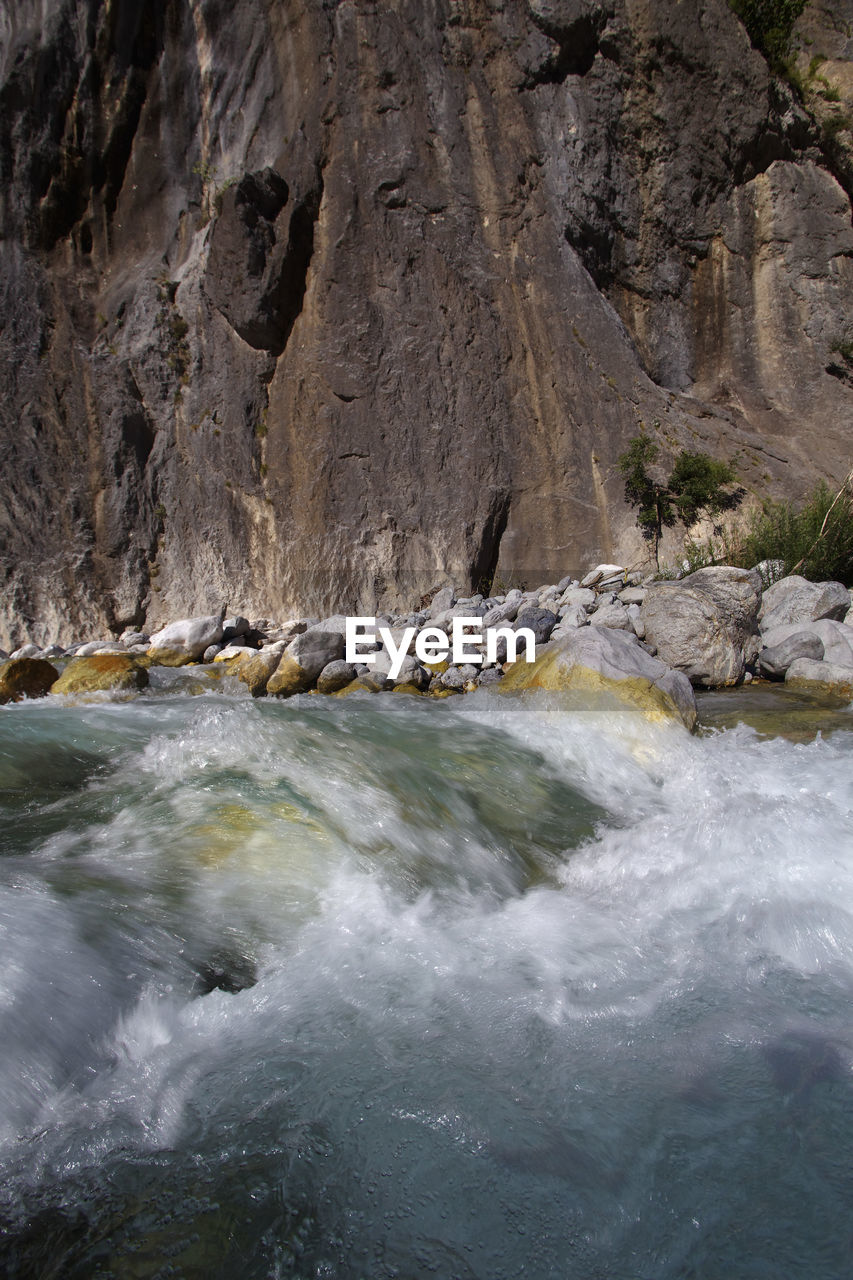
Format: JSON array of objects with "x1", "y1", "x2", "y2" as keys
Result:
[
  {"x1": 728, "y1": 0, "x2": 809, "y2": 70},
  {"x1": 684, "y1": 476, "x2": 853, "y2": 585},
  {"x1": 830, "y1": 335, "x2": 853, "y2": 365},
  {"x1": 156, "y1": 285, "x2": 191, "y2": 381},
  {"x1": 619, "y1": 430, "x2": 740, "y2": 570},
  {"x1": 822, "y1": 111, "x2": 853, "y2": 144}
]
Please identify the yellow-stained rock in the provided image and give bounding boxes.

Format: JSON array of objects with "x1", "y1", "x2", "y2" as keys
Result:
[
  {"x1": 392, "y1": 682, "x2": 425, "y2": 696},
  {"x1": 422, "y1": 659, "x2": 450, "y2": 675},
  {"x1": 0, "y1": 658, "x2": 59, "y2": 704},
  {"x1": 266, "y1": 654, "x2": 315, "y2": 697},
  {"x1": 499, "y1": 629, "x2": 696, "y2": 730},
  {"x1": 238, "y1": 649, "x2": 282, "y2": 697},
  {"x1": 331, "y1": 677, "x2": 383, "y2": 696},
  {"x1": 146, "y1": 646, "x2": 195, "y2": 667},
  {"x1": 52, "y1": 654, "x2": 149, "y2": 695}
]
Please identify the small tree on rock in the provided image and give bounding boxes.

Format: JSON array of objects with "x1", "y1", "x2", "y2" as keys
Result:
[{"x1": 619, "y1": 431, "x2": 741, "y2": 570}]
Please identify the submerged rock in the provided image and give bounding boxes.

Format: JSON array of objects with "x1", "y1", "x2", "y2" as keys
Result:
[
  {"x1": 0, "y1": 658, "x2": 59, "y2": 703},
  {"x1": 785, "y1": 659, "x2": 853, "y2": 699},
  {"x1": 52, "y1": 655, "x2": 149, "y2": 695},
  {"x1": 499, "y1": 627, "x2": 696, "y2": 730}
]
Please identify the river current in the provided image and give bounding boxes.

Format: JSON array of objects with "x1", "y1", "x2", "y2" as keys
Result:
[{"x1": 1, "y1": 677, "x2": 852, "y2": 1278}]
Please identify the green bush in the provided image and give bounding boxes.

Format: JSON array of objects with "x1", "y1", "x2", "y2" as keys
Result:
[
  {"x1": 729, "y1": 0, "x2": 808, "y2": 69},
  {"x1": 685, "y1": 479, "x2": 853, "y2": 585},
  {"x1": 619, "y1": 431, "x2": 740, "y2": 569}
]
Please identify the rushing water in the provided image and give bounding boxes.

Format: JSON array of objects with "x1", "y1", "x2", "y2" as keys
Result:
[{"x1": 1, "y1": 678, "x2": 853, "y2": 1279}]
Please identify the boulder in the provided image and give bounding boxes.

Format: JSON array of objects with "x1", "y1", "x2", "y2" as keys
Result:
[
  {"x1": 0, "y1": 658, "x2": 59, "y2": 703},
  {"x1": 753, "y1": 559, "x2": 787, "y2": 587},
  {"x1": 626, "y1": 603, "x2": 644, "y2": 638},
  {"x1": 148, "y1": 608, "x2": 226, "y2": 663},
  {"x1": 640, "y1": 566, "x2": 763, "y2": 687},
  {"x1": 440, "y1": 665, "x2": 466, "y2": 690},
  {"x1": 52, "y1": 655, "x2": 148, "y2": 695},
  {"x1": 316, "y1": 660, "x2": 358, "y2": 693},
  {"x1": 589, "y1": 602, "x2": 631, "y2": 630},
  {"x1": 237, "y1": 648, "x2": 283, "y2": 697},
  {"x1": 265, "y1": 619, "x2": 310, "y2": 643},
  {"x1": 758, "y1": 631, "x2": 825, "y2": 680},
  {"x1": 221, "y1": 616, "x2": 251, "y2": 642},
  {"x1": 10, "y1": 644, "x2": 42, "y2": 659},
  {"x1": 514, "y1": 608, "x2": 558, "y2": 645},
  {"x1": 482, "y1": 600, "x2": 519, "y2": 627},
  {"x1": 267, "y1": 629, "x2": 345, "y2": 696},
  {"x1": 580, "y1": 564, "x2": 625, "y2": 588},
  {"x1": 307, "y1": 614, "x2": 350, "y2": 636},
  {"x1": 477, "y1": 667, "x2": 504, "y2": 686},
  {"x1": 759, "y1": 575, "x2": 850, "y2": 632},
  {"x1": 213, "y1": 644, "x2": 257, "y2": 662},
  {"x1": 785, "y1": 659, "x2": 853, "y2": 698},
  {"x1": 558, "y1": 587, "x2": 596, "y2": 612},
  {"x1": 499, "y1": 626, "x2": 696, "y2": 730},
  {"x1": 760, "y1": 618, "x2": 853, "y2": 668},
  {"x1": 557, "y1": 604, "x2": 589, "y2": 630},
  {"x1": 429, "y1": 586, "x2": 456, "y2": 616},
  {"x1": 372, "y1": 650, "x2": 424, "y2": 687}
]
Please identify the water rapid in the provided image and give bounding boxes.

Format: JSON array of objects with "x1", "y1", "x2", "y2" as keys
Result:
[{"x1": 1, "y1": 683, "x2": 852, "y2": 1278}]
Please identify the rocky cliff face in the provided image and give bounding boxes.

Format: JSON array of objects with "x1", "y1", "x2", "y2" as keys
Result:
[{"x1": 1, "y1": 0, "x2": 852, "y2": 645}]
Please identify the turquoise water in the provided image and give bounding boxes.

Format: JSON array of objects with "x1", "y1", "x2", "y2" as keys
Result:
[{"x1": 1, "y1": 684, "x2": 853, "y2": 1277}]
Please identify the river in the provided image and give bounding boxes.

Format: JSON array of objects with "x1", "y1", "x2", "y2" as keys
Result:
[{"x1": 1, "y1": 677, "x2": 852, "y2": 1278}]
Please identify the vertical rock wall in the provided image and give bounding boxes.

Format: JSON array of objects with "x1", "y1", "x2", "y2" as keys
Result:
[{"x1": 1, "y1": 0, "x2": 851, "y2": 645}]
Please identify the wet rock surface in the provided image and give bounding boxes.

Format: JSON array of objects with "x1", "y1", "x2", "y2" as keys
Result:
[{"x1": 52, "y1": 655, "x2": 149, "y2": 696}]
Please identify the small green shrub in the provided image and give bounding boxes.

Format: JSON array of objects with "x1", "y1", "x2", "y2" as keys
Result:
[
  {"x1": 830, "y1": 336, "x2": 853, "y2": 366},
  {"x1": 169, "y1": 315, "x2": 189, "y2": 344},
  {"x1": 728, "y1": 0, "x2": 809, "y2": 70},
  {"x1": 686, "y1": 479, "x2": 853, "y2": 585},
  {"x1": 822, "y1": 112, "x2": 853, "y2": 144},
  {"x1": 619, "y1": 431, "x2": 740, "y2": 569}
]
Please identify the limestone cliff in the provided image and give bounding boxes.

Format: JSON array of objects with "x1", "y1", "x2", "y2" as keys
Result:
[{"x1": 1, "y1": 0, "x2": 852, "y2": 645}]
